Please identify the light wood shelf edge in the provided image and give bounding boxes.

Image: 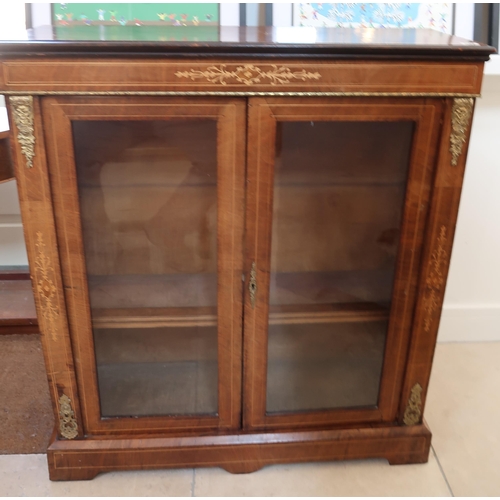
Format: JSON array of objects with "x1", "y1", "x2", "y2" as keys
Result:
[{"x1": 93, "y1": 306, "x2": 389, "y2": 329}]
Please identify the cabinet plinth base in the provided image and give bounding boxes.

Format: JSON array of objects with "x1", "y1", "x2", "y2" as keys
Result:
[{"x1": 47, "y1": 423, "x2": 431, "y2": 481}]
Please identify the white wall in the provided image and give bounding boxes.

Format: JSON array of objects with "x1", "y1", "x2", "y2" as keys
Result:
[
  {"x1": 0, "y1": 4, "x2": 28, "y2": 41},
  {"x1": 0, "y1": 107, "x2": 28, "y2": 266},
  {"x1": 0, "y1": 3, "x2": 29, "y2": 266},
  {"x1": 437, "y1": 75, "x2": 500, "y2": 342}
]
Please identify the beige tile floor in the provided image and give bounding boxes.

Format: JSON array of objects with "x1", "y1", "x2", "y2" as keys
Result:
[{"x1": 1, "y1": 341, "x2": 499, "y2": 496}]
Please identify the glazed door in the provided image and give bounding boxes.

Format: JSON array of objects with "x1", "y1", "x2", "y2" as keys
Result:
[
  {"x1": 42, "y1": 97, "x2": 245, "y2": 435},
  {"x1": 243, "y1": 97, "x2": 444, "y2": 431}
]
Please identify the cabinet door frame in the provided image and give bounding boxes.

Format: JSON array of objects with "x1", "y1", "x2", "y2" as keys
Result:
[
  {"x1": 243, "y1": 97, "x2": 445, "y2": 431},
  {"x1": 42, "y1": 96, "x2": 246, "y2": 435}
]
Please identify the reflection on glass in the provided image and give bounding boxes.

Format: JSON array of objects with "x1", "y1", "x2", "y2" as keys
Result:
[
  {"x1": 73, "y1": 119, "x2": 218, "y2": 417},
  {"x1": 266, "y1": 121, "x2": 414, "y2": 413}
]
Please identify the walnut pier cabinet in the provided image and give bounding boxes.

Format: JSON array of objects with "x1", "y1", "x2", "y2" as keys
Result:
[{"x1": 1, "y1": 27, "x2": 495, "y2": 480}]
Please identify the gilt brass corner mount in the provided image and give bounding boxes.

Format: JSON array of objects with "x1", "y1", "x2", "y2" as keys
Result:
[
  {"x1": 403, "y1": 383, "x2": 423, "y2": 426},
  {"x1": 9, "y1": 95, "x2": 35, "y2": 168},
  {"x1": 450, "y1": 97, "x2": 474, "y2": 166},
  {"x1": 58, "y1": 394, "x2": 78, "y2": 440}
]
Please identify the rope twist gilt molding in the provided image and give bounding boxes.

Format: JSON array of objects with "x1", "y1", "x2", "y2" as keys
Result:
[
  {"x1": 175, "y1": 64, "x2": 321, "y2": 86},
  {"x1": 58, "y1": 394, "x2": 78, "y2": 440},
  {"x1": 34, "y1": 232, "x2": 60, "y2": 342},
  {"x1": 449, "y1": 97, "x2": 474, "y2": 166},
  {"x1": 9, "y1": 95, "x2": 35, "y2": 168},
  {"x1": 2, "y1": 91, "x2": 480, "y2": 97},
  {"x1": 423, "y1": 225, "x2": 447, "y2": 333}
]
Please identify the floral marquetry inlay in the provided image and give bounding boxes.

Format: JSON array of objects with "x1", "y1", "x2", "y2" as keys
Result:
[
  {"x1": 423, "y1": 225, "x2": 448, "y2": 332},
  {"x1": 175, "y1": 64, "x2": 322, "y2": 86},
  {"x1": 34, "y1": 232, "x2": 60, "y2": 341}
]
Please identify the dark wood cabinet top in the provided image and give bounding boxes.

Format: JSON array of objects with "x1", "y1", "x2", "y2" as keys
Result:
[{"x1": 0, "y1": 26, "x2": 495, "y2": 60}]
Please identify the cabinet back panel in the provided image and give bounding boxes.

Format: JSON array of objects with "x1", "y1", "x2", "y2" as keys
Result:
[
  {"x1": 73, "y1": 120, "x2": 218, "y2": 276},
  {"x1": 271, "y1": 121, "x2": 413, "y2": 274},
  {"x1": 266, "y1": 321, "x2": 386, "y2": 413},
  {"x1": 71, "y1": 118, "x2": 220, "y2": 419},
  {"x1": 266, "y1": 120, "x2": 412, "y2": 414},
  {"x1": 94, "y1": 326, "x2": 218, "y2": 417}
]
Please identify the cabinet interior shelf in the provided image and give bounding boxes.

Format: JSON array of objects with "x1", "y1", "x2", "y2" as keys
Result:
[
  {"x1": 89, "y1": 271, "x2": 391, "y2": 329},
  {"x1": 92, "y1": 302, "x2": 389, "y2": 330}
]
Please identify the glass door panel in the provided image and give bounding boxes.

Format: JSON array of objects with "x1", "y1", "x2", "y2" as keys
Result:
[
  {"x1": 243, "y1": 98, "x2": 443, "y2": 430},
  {"x1": 267, "y1": 121, "x2": 413, "y2": 413},
  {"x1": 43, "y1": 97, "x2": 245, "y2": 433},
  {"x1": 73, "y1": 119, "x2": 218, "y2": 417}
]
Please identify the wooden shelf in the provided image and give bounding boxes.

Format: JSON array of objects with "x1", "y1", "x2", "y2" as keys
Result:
[
  {"x1": 269, "y1": 303, "x2": 388, "y2": 326},
  {"x1": 93, "y1": 306, "x2": 217, "y2": 329},
  {"x1": 89, "y1": 270, "x2": 391, "y2": 329},
  {"x1": 92, "y1": 302, "x2": 388, "y2": 330}
]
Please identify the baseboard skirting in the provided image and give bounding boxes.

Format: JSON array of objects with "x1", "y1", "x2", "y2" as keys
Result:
[{"x1": 438, "y1": 305, "x2": 500, "y2": 342}]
